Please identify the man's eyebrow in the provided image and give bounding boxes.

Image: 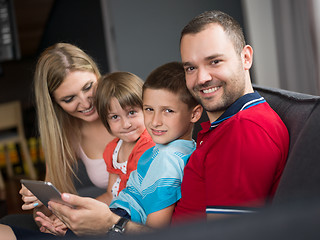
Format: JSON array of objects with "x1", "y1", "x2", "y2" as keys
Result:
[
  {"x1": 182, "y1": 62, "x2": 192, "y2": 67},
  {"x1": 182, "y1": 54, "x2": 224, "y2": 67},
  {"x1": 205, "y1": 54, "x2": 223, "y2": 61}
]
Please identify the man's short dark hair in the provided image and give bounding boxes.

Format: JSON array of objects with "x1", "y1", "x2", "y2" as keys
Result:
[{"x1": 180, "y1": 10, "x2": 246, "y2": 55}]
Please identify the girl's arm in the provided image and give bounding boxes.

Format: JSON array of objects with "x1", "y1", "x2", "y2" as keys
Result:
[
  {"x1": 95, "y1": 172, "x2": 119, "y2": 205},
  {"x1": 145, "y1": 203, "x2": 176, "y2": 228}
]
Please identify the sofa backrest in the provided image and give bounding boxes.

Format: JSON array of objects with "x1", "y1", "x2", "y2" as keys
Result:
[{"x1": 253, "y1": 85, "x2": 320, "y2": 205}]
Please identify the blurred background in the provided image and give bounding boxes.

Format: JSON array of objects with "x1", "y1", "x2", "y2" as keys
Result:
[{"x1": 0, "y1": 0, "x2": 319, "y2": 217}]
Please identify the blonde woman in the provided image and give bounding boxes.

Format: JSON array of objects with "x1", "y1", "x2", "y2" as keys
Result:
[{"x1": 19, "y1": 43, "x2": 114, "y2": 232}]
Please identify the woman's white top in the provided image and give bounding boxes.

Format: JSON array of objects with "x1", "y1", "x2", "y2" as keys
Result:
[{"x1": 78, "y1": 146, "x2": 109, "y2": 189}]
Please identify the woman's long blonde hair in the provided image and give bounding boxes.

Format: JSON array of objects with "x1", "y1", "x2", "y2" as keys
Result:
[{"x1": 34, "y1": 43, "x2": 101, "y2": 193}]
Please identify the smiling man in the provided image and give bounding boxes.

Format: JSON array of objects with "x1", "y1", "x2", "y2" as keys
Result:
[{"x1": 171, "y1": 10, "x2": 289, "y2": 223}]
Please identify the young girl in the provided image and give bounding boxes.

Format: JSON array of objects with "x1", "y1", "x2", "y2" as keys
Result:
[{"x1": 95, "y1": 72, "x2": 155, "y2": 204}]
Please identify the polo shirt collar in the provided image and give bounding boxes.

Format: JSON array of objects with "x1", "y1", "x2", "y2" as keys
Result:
[{"x1": 210, "y1": 91, "x2": 265, "y2": 130}]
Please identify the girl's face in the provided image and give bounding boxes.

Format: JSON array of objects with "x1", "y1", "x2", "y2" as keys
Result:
[
  {"x1": 53, "y1": 71, "x2": 99, "y2": 122},
  {"x1": 107, "y1": 97, "x2": 145, "y2": 143}
]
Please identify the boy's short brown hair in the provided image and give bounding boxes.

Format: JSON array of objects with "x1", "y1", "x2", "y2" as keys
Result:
[
  {"x1": 143, "y1": 62, "x2": 198, "y2": 109},
  {"x1": 95, "y1": 72, "x2": 144, "y2": 133}
]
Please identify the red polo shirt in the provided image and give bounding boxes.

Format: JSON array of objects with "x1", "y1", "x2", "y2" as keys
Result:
[{"x1": 172, "y1": 93, "x2": 289, "y2": 224}]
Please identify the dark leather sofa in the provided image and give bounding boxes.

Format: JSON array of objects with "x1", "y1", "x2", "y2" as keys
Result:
[
  {"x1": 254, "y1": 85, "x2": 320, "y2": 205},
  {"x1": 2, "y1": 85, "x2": 320, "y2": 239}
]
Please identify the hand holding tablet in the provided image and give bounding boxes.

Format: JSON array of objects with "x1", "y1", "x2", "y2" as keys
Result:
[{"x1": 20, "y1": 179, "x2": 74, "y2": 208}]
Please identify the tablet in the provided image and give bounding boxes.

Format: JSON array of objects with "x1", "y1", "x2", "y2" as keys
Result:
[{"x1": 20, "y1": 179, "x2": 73, "y2": 208}]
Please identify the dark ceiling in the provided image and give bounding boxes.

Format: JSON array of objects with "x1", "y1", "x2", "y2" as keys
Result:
[{"x1": 13, "y1": 0, "x2": 54, "y2": 57}]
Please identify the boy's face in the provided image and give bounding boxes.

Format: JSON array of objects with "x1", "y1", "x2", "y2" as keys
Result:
[
  {"x1": 107, "y1": 97, "x2": 145, "y2": 143},
  {"x1": 143, "y1": 88, "x2": 194, "y2": 145}
]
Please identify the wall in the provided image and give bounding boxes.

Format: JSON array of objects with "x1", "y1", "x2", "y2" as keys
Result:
[
  {"x1": 102, "y1": 0, "x2": 245, "y2": 80},
  {"x1": 39, "y1": 0, "x2": 109, "y2": 74},
  {"x1": 242, "y1": 0, "x2": 280, "y2": 88}
]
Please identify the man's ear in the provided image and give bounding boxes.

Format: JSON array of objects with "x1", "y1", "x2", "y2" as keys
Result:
[
  {"x1": 190, "y1": 104, "x2": 203, "y2": 123},
  {"x1": 242, "y1": 45, "x2": 253, "y2": 70}
]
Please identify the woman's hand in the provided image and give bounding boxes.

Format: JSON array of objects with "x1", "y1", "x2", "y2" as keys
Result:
[
  {"x1": 35, "y1": 211, "x2": 68, "y2": 236},
  {"x1": 19, "y1": 184, "x2": 43, "y2": 210}
]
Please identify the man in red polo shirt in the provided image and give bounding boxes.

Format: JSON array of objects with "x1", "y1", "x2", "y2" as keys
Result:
[{"x1": 171, "y1": 10, "x2": 289, "y2": 223}]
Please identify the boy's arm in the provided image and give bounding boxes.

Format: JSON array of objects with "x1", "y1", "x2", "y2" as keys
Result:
[
  {"x1": 145, "y1": 203, "x2": 176, "y2": 228},
  {"x1": 48, "y1": 193, "x2": 152, "y2": 236}
]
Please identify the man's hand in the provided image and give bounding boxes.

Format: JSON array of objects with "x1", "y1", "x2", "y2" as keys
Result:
[{"x1": 48, "y1": 193, "x2": 120, "y2": 236}]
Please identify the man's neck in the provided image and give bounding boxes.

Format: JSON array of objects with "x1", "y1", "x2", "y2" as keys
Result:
[
  {"x1": 207, "y1": 83, "x2": 254, "y2": 123},
  {"x1": 207, "y1": 110, "x2": 225, "y2": 123}
]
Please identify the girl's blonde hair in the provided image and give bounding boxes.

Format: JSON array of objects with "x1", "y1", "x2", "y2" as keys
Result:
[
  {"x1": 34, "y1": 43, "x2": 101, "y2": 193},
  {"x1": 95, "y1": 72, "x2": 144, "y2": 133}
]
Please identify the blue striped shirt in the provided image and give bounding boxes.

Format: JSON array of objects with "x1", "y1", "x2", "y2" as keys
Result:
[{"x1": 110, "y1": 139, "x2": 196, "y2": 224}]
